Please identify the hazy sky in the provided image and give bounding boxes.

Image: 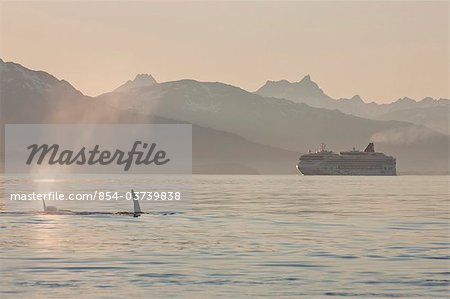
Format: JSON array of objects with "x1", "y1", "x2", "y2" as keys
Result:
[{"x1": 0, "y1": 1, "x2": 448, "y2": 103}]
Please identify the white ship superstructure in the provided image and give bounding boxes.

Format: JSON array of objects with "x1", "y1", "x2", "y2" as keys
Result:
[{"x1": 297, "y1": 143, "x2": 396, "y2": 176}]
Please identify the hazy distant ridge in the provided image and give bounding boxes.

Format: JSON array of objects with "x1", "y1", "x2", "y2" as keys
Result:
[{"x1": 256, "y1": 76, "x2": 449, "y2": 135}]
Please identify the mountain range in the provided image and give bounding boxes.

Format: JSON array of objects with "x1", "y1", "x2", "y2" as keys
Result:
[
  {"x1": 0, "y1": 60, "x2": 297, "y2": 174},
  {"x1": 256, "y1": 76, "x2": 449, "y2": 135},
  {"x1": 1, "y1": 59, "x2": 448, "y2": 174}
]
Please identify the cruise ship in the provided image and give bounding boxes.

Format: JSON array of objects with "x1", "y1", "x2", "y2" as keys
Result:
[{"x1": 296, "y1": 143, "x2": 396, "y2": 176}]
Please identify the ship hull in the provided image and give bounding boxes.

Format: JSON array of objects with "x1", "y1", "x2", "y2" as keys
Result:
[{"x1": 296, "y1": 161, "x2": 396, "y2": 176}]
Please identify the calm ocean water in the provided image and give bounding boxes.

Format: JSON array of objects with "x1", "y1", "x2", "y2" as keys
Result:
[{"x1": 1, "y1": 175, "x2": 449, "y2": 298}]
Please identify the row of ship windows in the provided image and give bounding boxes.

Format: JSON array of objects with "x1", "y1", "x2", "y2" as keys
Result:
[
  {"x1": 303, "y1": 160, "x2": 395, "y2": 166},
  {"x1": 302, "y1": 158, "x2": 394, "y2": 162},
  {"x1": 321, "y1": 166, "x2": 395, "y2": 170}
]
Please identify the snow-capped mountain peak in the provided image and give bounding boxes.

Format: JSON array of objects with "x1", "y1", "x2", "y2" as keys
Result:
[{"x1": 114, "y1": 73, "x2": 157, "y2": 92}]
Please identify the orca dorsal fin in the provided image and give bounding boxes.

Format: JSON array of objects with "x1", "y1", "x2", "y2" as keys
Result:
[
  {"x1": 42, "y1": 199, "x2": 47, "y2": 212},
  {"x1": 131, "y1": 189, "x2": 142, "y2": 214}
]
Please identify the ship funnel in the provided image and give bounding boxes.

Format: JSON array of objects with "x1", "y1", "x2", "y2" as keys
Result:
[{"x1": 364, "y1": 143, "x2": 375, "y2": 152}]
